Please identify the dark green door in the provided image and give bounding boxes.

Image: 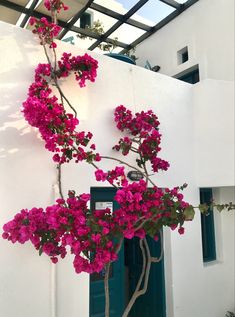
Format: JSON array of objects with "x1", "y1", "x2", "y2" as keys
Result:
[
  {"x1": 125, "y1": 236, "x2": 166, "y2": 317},
  {"x1": 90, "y1": 187, "x2": 125, "y2": 317}
]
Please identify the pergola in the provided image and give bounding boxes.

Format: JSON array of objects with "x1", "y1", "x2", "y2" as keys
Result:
[{"x1": 0, "y1": 0, "x2": 199, "y2": 53}]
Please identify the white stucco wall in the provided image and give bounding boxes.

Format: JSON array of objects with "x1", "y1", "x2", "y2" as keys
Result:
[
  {"x1": 135, "y1": 0, "x2": 235, "y2": 82},
  {"x1": 193, "y1": 79, "x2": 235, "y2": 187},
  {"x1": 0, "y1": 22, "x2": 234, "y2": 317}
]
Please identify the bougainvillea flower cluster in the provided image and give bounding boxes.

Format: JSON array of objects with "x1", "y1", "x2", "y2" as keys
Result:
[
  {"x1": 44, "y1": 0, "x2": 69, "y2": 12},
  {"x1": 94, "y1": 168, "x2": 189, "y2": 240},
  {"x1": 3, "y1": 182, "x2": 191, "y2": 274},
  {"x1": 22, "y1": 53, "x2": 99, "y2": 164},
  {"x1": 2, "y1": 193, "x2": 118, "y2": 273},
  {"x1": 57, "y1": 52, "x2": 98, "y2": 87},
  {"x1": 29, "y1": 16, "x2": 61, "y2": 48},
  {"x1": 113, "y1": 105, "x2": 170, "y2": 172}
]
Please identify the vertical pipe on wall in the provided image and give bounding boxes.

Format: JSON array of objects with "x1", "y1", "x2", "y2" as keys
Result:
[
  {"x1": 51, "y1": 263, "x2": 57, "y2": 317},
  {"x1": 51, "y1": 181, "x2": 60, "y2": 317}
]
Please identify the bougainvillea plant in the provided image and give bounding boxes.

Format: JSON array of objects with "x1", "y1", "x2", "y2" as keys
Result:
[{"x1": 2, "y1": 2, "x2": 235, "y2": 317}]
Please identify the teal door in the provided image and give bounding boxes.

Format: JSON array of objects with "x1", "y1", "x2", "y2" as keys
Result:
[
  {"x1": 125, "y1": 236, "x2": 166, "y2": 317},
  {"x1": 90, "y1": 187, "x2": 166, "y2": 317},
  {"x1": 90, "y1": 188, "x2": 125, "y2": 317}
]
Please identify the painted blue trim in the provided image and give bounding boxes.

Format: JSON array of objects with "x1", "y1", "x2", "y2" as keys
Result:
[
  {"x1": 104, "y1": 53, "x2": 136, "y2": 65},
  {"x1": 200, "y1": 188, "x2": 216, "y2": 262}
]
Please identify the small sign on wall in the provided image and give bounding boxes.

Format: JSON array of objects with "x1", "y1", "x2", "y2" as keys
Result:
[{"x1": 95, "y1": 201, "x2": 113, "y2": 213}]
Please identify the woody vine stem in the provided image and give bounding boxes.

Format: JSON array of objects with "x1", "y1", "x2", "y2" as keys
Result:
[{"x1": 39, "y1": 6, "x2": 165, "y2": 317}]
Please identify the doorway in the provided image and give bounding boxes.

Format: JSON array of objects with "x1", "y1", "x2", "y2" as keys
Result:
[{"x1": 90, "y1": 187, "x2": 166, "y2": 317}]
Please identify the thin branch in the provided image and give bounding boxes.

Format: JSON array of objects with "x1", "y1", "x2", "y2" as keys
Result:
[
  {"x1": 143, "y1": 162, "x2": 149, "y2": 186},
  {"x1": 56, "y1": 164, "x2": 64, "y2": 200},
  {"x1": 101, "y1": 156, "x2": 156, "y2": 187},
  {"x1": 141, "y1": 238, "x2": 151, "y2": 293},
  {"x1": 53, "y1": 78, "x2": 78, "y2": 117},
  {"x1": 130, "y1": 147, "x2": 139, "y2": 153},
  {"x1": 134, "y1": 215, "x2": 158, "y2": 232},
  {"x1": 70, "y1": 146, "x2": 119, "y2": 189},
  {"x1": 122, "y1": 239, "x2": 147, "y2": 317},
  {"x1": 115, "y1": 237, "x2": 124, "y2": 254},
  {"x1": 42, "y1": 35, "x2": 77, "y2": 117},
  {"x1": 52, "y1": 46, "x2": 57, "y2": 76},
  {"x1": 51, "y1": 8, "x2": 57, "y2": 24},
  {"x1": 43, "y1": 44, "x2": 52, "y2": 66},
  {"x1": 137, "y1": 239, "x2": 151, "y2": 296},
  {"x1": 104, "y1": 263, "x2": 111, "y2": 317}
]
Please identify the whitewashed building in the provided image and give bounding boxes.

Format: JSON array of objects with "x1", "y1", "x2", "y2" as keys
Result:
[{"x1": 0, "y1": 0, "x2": 234, "y2": 317}]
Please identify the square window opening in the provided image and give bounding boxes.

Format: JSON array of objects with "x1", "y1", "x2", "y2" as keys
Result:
[
  {"x1": 177, "y1": 46, "x2": 189, "y2": 64},
  {"x1": 80, "y1": 12, "x2": 92, "y2": 29}
]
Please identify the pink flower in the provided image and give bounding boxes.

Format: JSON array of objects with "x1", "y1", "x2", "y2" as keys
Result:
[
  {"x1": 94, "y1": 153, "x2": 101, "y2": 161},
  {"x1": 91, "y1": 234, "x2": 101, "y2": 244},
  {"x1": 50, "y1": 42, "x2": 57, "y2": 49},
  {"x1": 95, "y1": 169, "x2": 107, "y2": 182},
  {"x1": 29, "y1": 17, "x2": 37, "y2": 26},
  {"x1": 178, "y1": 227, "x2": 185, "y2": 235},
  {"x1": 124, "y1": 229, "x2": 135, "y2": 239},
  {"x1": 51, "y1": 257, "x2": 58, "y2": 264},
  {"x1": 135, "y1": 229, "x2": 145, "y2": 239},
  {"x1": 170, "y1": 224, "x2": 178, "y2": 231},
  {"x1": 153, "y1": 235, "x2": 159, "y2": 241}
]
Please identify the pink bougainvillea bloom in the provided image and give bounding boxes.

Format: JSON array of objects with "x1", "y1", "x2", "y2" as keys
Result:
[
  {"x1": 170, "y1": 224, "x2": 178, "y2": 231},
  {"x1": 95, "y1": 169, "x2": 107, "y2": 182},
  {"x1": 51, "y1": 257, "x2": 58, "y2": 264},
  {"x1": 153, "y1": 235, "x2": 159, "y2": 241},
  {"x1": 178, "y1": 227, "x2": 185, "y2": 235}
]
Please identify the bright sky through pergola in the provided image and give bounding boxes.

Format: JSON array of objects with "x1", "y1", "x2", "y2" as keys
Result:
[{"x1": 116, "y1": 0, "x2": 187, "y2": 22}]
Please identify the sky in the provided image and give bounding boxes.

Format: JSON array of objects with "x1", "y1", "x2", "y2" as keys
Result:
[{"x1": 116, "y1": 0, "x2": 186, "y2": 23}]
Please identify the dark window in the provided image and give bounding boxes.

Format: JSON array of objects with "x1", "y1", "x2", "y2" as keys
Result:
[
  {"x1": 182, "y1": 51, "x2": 188, "y2": 63},
  {"x1": 80, "y1": 12, "x2": 91, "y2": 29},
  {"x1": 177, "y1": 46, "x2": 189, "y2": 64},
  {"x1": 178, "y1": 67, "x2": 200, "y2": 84},
  {"x1": 200, "y1": 188, "x2": 216, "y2": 262}
]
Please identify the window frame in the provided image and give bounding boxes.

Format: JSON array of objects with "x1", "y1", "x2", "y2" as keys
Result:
[
  {"x1": 200, "y1": 188, "x2": 217, "y2": 263},
  {"x1": 80, "y1": 12, "x2": 92, "y2": 29}
]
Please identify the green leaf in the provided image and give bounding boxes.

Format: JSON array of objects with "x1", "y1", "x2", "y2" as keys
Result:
[
  {"x1": 65, "y1": 149, "x2": 73, "y2": 160},
  {"x1": 83, "y1": 138, "x2": 90, "y2": 146},
  {"x1": 199, "y1": 203, "x2": 210, "y2": 214},
  {"x1": 216, "y1": 204, "x2": 224, "y2": 212},
  {"x1": 39, "y1": 246, "x2": 43, "y2": 256},
  {"x1": 22, "y1": 219, "x2": 30, "y2": 225},
  {"x1": 170, "y1": 208, "x2": 178, "y2": 219},
  {"x1": 184, "y1": 206, "x2": 195, "y2": 220}
]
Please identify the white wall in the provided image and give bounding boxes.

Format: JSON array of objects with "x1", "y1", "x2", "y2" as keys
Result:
[
  {"x1": 135, "y1": 0, "x2": 235, "y2": 82},
  {"x1": 0, "y1": 22, "x2": 234, "y2": 317},
  {"x1": 193, "y1": 79, "x2": 235, "y2": 187},
  {"x1": 134, "y1": 0, "x2": 235, "y2": 187},
  {"x1": 170, "y1": 185, "x2": 235, "y2": 317}
]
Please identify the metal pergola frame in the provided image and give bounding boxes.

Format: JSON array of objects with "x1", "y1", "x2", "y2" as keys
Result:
[{"x1": 0, "y1": 0, "x2": 199, "y2": 52}]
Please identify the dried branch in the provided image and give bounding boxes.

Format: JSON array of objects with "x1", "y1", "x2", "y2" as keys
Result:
[
  {"x1": 101, "y1": 156, "x2": 156, "y2": 187},
  {"x1": 122, "y1": 239, "x2": 147, "y2": 317},
  {"x1": 56, "y1": 164, "x2": 64, "y2": 200},
  {"x1": 104, "y1": 263, "x2": 111, "y2": 317}
]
